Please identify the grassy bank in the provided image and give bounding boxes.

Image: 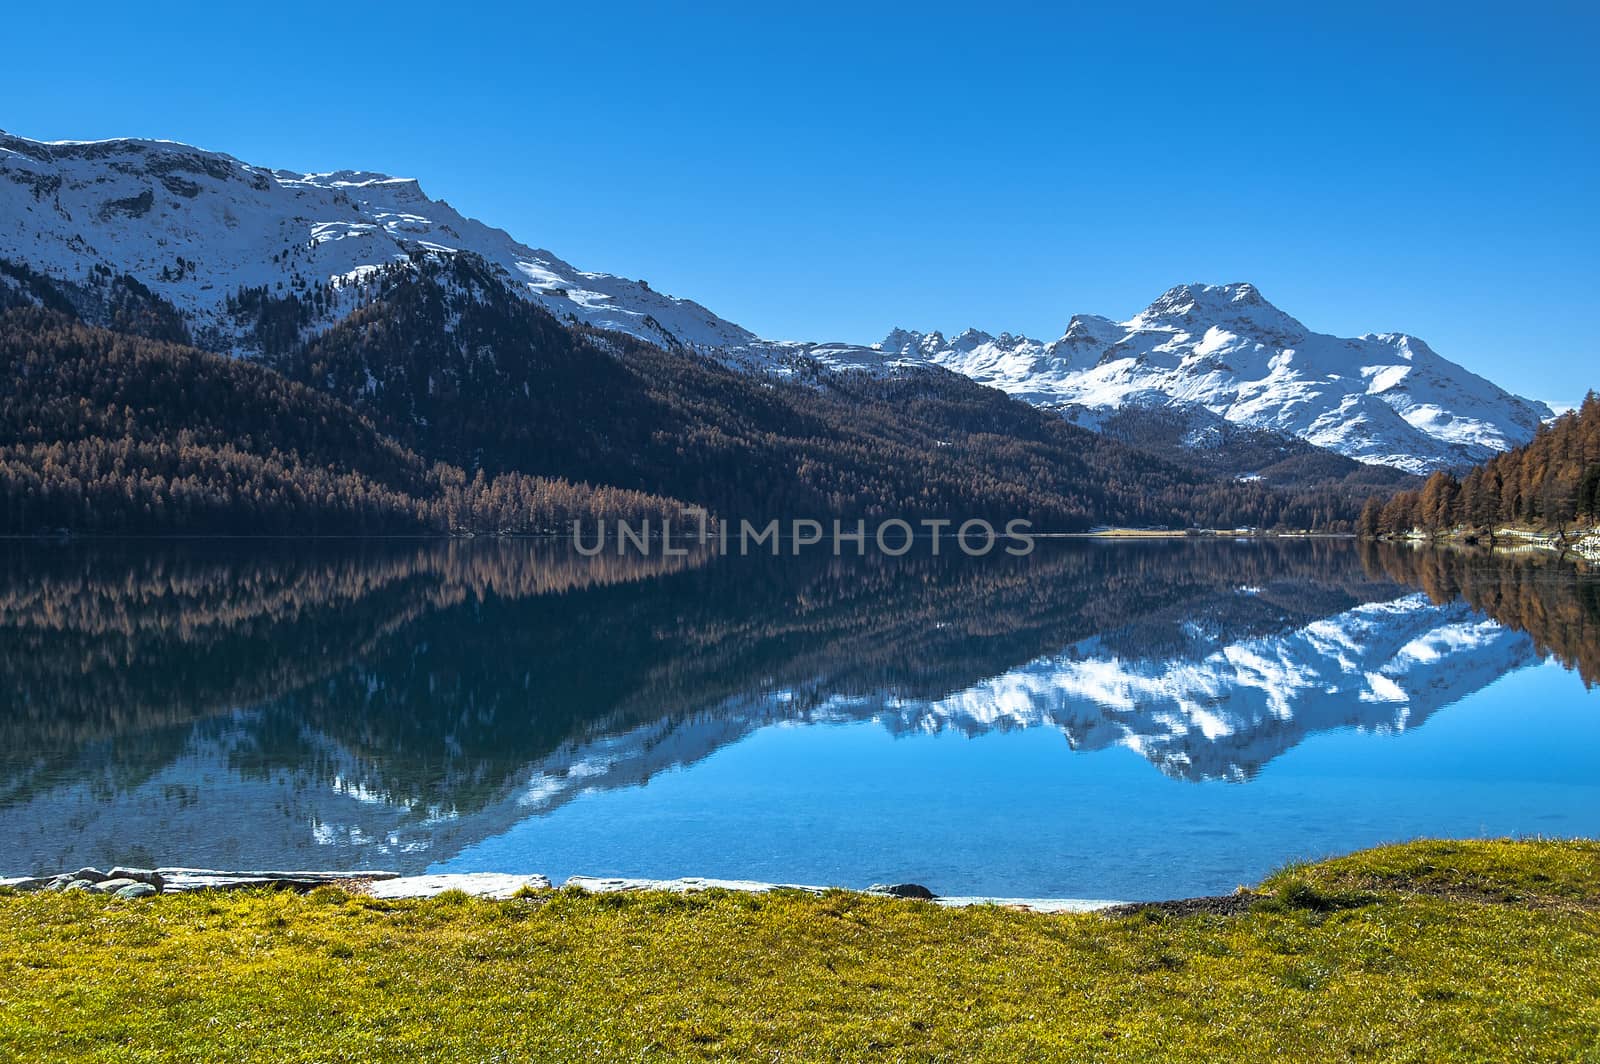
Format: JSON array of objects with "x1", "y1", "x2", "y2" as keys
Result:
[{"x1": 2, "y1": 840, "x2": 1597, "y2": 1062}]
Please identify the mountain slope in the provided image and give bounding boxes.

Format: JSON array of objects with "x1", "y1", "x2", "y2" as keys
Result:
[{"x1": 1083, "y1": 401, "x2": 1417, "y2": 493}]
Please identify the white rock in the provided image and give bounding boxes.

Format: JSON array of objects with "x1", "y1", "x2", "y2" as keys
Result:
[
  {"x1": 563, "y1": 876, "x2": 829, "y2": 896},
  {"x1": 933, "y1": 896, "x2": 1123, "y2": 913},
  {"x1": 155, "y1": 868, "x2": 398, "y2": 892},
  {"x1": 364, "y1": 873, "x2": 552, "y2": 900},
  {"x1": 113, "y1": 883, "x2": 159, "y2": 900}
]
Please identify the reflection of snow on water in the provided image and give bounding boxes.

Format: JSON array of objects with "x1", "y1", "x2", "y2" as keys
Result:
[
  {"x1": 905, "y1": 595, "x2": 1533, "y2": 778},
  {"x1": 0, "y1": 588, "x2": 1546, "y2": 880}
]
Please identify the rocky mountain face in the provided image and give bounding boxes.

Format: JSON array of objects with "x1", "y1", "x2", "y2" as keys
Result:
[
  {"x1": 778, "y1": 283, "x2": 1552, "y2": 475},
  {"x1": 1, "y1": 133, "x2": 1550, "y2": 475}
]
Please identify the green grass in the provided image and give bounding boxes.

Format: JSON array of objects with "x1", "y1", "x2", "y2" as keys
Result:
[{"x1": 1, "y1": 840, "x2": 1597, "y2": 1062}]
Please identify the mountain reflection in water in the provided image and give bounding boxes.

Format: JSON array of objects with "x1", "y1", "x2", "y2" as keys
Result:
[{"x1": 0, "y1": 538, "x2": 1595, "y2": 890}]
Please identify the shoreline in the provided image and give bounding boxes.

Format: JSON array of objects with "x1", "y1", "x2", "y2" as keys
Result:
[
  {"x1": 1383, "y1": 524, "x2": 1600, "y2": 562},
  {"x1": 1, "y1": 866, "x2": 1128, "y2": 912}
]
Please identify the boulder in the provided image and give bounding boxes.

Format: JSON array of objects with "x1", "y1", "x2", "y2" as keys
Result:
[
  {"x1": 0, "y1": 876, "x2": 58, "y2": 892},
  {"x1": 113, "y1": 883, "x2": 159, "y2": 900},
  {"x1": 109, "y1": 867, "x2": 166, "y2": 889},
  {"x1": 63, "y1": 881, "x2": 95, "y2": 892},
  {"x1": 69, "y1": 867, "x2": 108, "y2": 884},
  {"x1": 867, "y1": 883, "x2": 937, "y2": 900},
  {"x1": 89, "y1": 878, "x2": 140, "y2": 894}
]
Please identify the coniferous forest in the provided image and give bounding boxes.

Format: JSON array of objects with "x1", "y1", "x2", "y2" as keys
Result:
[
  {"x1": 1360, "y1": 394, "x2": 1600, "y2": 538},
  {"x1": 0, "y1": 309, "x2": 687, "y2": 534},
  {"x1": 0, "y1": 253, "x2": 1449, "y2": 536}
]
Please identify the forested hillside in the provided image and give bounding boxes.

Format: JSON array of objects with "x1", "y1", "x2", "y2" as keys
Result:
[
  {"x1": 1, "y1": 250, "x2": 1400, "y2": 536},
  {"x1": 1361, "y1": 394, "x2": 1600, "y2": 537},
  {"x1": 0, "y1": 309, "x2": 688, "y2": 535},
  {"x1": 268, "y1": 255, "x2": 1371, "y2": 531}
]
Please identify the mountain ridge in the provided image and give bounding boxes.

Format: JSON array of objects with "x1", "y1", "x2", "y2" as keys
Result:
[
  {"x1": 0, "y1": 132, "x2": 1551, "y2": 475},
  {"x1": 810, "y1": 281, "x2": 1551, "y2": 475}
]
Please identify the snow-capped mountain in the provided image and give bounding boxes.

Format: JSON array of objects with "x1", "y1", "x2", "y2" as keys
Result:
[
  {"x1": 0, "y1": 132, "x2": 753, "y2": 353},
  {"x1": 767, "y1": 283, "x2": 1552, "y2": 474},
  {"x1": 0, "y1": 132, "x2": 1550, "y2": 473}
]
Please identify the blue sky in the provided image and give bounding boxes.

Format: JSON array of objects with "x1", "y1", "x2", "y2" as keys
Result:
[{"x1": 4, "y1": 2, "x2": 1596, "y2": 406}]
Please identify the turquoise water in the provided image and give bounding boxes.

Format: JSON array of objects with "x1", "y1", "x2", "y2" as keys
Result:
[
  {"x1": 2, "y1": 538, "x2": 1596, "y2": 899},
  {"x1": 446, "y1": 662, "x2": 1597, "y2": 899}
]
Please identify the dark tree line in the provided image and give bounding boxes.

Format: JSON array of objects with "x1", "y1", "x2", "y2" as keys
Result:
[
  {"x1": 0, "y1": 309, "x2": 690, "y2": 535},
  {"x1": 1359, "y1": 393, "x2": 1600, "y2": 537}
]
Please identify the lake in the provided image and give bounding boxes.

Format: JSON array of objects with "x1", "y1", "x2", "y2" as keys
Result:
[{"x1": 2, "y1": 537, "x2": 1596, "y2": 901}]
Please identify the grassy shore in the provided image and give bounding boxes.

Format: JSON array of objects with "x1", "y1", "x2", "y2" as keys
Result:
[{"x1": 2, "y1": 840, "x2": 1597, "y2": 1062}]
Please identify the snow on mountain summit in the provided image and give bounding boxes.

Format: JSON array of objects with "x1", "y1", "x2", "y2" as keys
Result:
[
  {"x1": 0, "y1": 131, "x2": 755, "y2": 353},
  {"x1": 803, "y1": 281, "x2": 1549, "y2": 474},
  {"x1": 1130, "y1": 282, "x2": 1309, "y2": 345}
]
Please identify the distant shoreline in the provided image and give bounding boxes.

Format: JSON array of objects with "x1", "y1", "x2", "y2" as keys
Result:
[
  {"x1": 5, "y1": 528, "x2": 1351, "y2": 541},
  {"x1": 0, "y1": 867, "x2": 1124, "y2": 912},
  {"x1": 1378, "y1": 524, "x2": 1600, "y2": 562},
  {"x1": 1043, "y1": 529, "x2": 1355, "y2": 539}
]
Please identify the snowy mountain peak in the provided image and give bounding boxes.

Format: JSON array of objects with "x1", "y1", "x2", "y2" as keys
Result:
[
  {"x1": 875, "y1": 326, "x2": 1037, "y2": 359},
  {"x1": 0, "y1": 131, "x2": 756, "y2": 354},
  {"x1": 1060, "y1": 314, "x2": 1123, "y2": 344},
  {"x1": 877, "y1": 327, "x2": 924, "y2": 354},
  {"x1": 796, "y1": 280, "x2": 1550, "y2": 473},
  {"x1": 1135, "y1": 281, "x2": 1265, "y2": 319},
  {"x1": 1128, "y1": 282, "x2": 1309, "y2": 344},
  {"x1": 288, "y1": 170, "x2": 431, "y2": 205}
]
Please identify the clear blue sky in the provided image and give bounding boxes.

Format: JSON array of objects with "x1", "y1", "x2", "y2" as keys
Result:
[{"x1": 3, "y1": 1, "x2": 1595, "y2": 406}]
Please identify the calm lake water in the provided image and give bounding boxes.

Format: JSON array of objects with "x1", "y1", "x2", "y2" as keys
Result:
[{"x1": 2, "y1": 538, "x2": 1597, "y2": 900}]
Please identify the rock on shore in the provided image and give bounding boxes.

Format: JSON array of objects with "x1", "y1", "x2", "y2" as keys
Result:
[{"x1": 0, "y1": 866, "x2": 400, "y2": 897}]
